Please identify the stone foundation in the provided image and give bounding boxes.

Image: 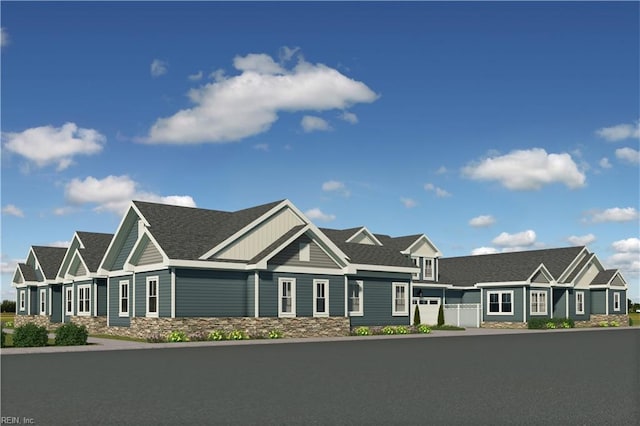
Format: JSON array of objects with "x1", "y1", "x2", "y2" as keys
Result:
[
  {"x1": 14, "y1": 315, "x2": 51, "y2": 329},
  {"x1": 481, "y1": 321, "x2": 528, "y2": 329},
  {"x1": 574, "y1": 314, "x2": 629, "y2": 328},
  {"x1": 70, "y1": 316, "x2": 110, "y2": 334}
]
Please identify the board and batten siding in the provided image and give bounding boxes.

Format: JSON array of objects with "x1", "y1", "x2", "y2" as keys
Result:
[
  {"x1": 135, "y1": 270, "x2": 171, "y2": 318},
  {"x1": 216, "y1": 207, "x2": 305, "y2": 261},
  {"x1": 112, "y1": 223, "x2": 138, "y2": 270},
  {"x1": 108, "y1": 275, "x2": 132, "y2": 327},
  {"x1": 349, "y1": 275, "x2": 411, "y2": 327},
  {"x1": 269, "y1": 235, "x2": 340, "y2": 269},
  {"x1": 175, "y1": 269, "x2": 247, "y2": 317},
  {"x1": 482, "y1": 287, "x2": 524, "y2": 323}
]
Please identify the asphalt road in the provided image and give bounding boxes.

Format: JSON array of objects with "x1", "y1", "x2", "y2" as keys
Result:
[{"x1": 2, "y1": 329, "x2": 638, "y2": 425}]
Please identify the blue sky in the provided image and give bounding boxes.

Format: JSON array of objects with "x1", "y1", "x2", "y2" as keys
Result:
[{"x1": 2, "y1": 2, "x2": 639, "y2": 302}]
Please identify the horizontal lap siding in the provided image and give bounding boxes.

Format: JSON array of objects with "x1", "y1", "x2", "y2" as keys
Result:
[
  {"x1": 112, "y1": 224, "x2": 138, "y2": 271},
  {"x1": 552, "y1": 289, "x2": 567, "y2": 318},
  {"x1": 482, "y1": 287, "x2": 524, "y2": 322},
  {"x1": 610, "y1": 289, "x2": 626, "y2": 314},
  {"x1": 63, "y1": 284, "x2": 73, "y2": 322},
  {"x1": 175, "y1": 269, "x2": 247, "y2": 317},
  {"x1": 136, "y1": 270, "x2": 171, "y2": 318},
  {"x1": 108, "y1": 276, "x2": 132, "y2": 326},
  {"x1": 259, "y1": 272, "x2": 277, "y2": 317},
  {"x1": 247, "y1": 274, "x2": 255, "y2": 317},
  {"x1": 96, "y1": 279, "x2": 107, "y2": 316},
  {"x1": 350, "y1": 276, "x2": 410, "y2": 327},
  {"x1": 269, "y1": 236, "x2": 340, "y2": 269},
  {"x1": 591, "y1": 290, "x2": 606, "y2": 314},
  {"x1": 29, "y1": 287, "x2": 38, "y2": 315},
  {"x1": 569, "y1": 289, "x2": 591, "y2": 320}
]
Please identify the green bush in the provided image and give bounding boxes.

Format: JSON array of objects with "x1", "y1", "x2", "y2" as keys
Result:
[
  {"x1": 354, "y1": 326, "x2": 370, "y2": 336},
  {"x1": 13, "y1": 323, "x2": 48, "y2": 347},
  {"x1": 437, "y1": 304, "x2": 445, "y2": 326},
  {"x1": 599, "y1": 321, "x2": 609, "y2": 327},
  {"x1": 417, "y1": 324, "x2": 431, "y2": 334},
  {"x1": 268, "y1": 329, "x2": 283, "y2": 339},
  {"x1": 381, "y1": 326, "x2": 396, "y2": 335},
  {"x1": 528, "y1": 318, "x2": 574, "y2": 329},
  {"x1": 55, "y1": 323, "x2": 88, "y2": 346},
  {"x1": 1, "y1": 330, "x2": 5, "y2": 347},
  {"x1": 208, "y1": 330, "x2": 226, "y2": 341},
  {"x1": 609, "y1": 320, "x2": 620, "y2": 327},
  {"x1": 167, "y1": 330, "x2": 189, "y2": 342},
  {"x1": 227, "y1": 330, "x2": 248, "y2": 340},
  {"x1": 395, "y1": 326, "x2": 408, "y2": 334},
  {"x1": 413, "y1": 305, "x2": 421, "y2": 326}
]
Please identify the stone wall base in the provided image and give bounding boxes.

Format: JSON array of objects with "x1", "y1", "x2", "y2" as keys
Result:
[
  {"x1": 481, "y1": 321, "x2": 528, "y2": 329},
  {"x1": 14, "y1": 315, "x2": 51, "y2": 329},
  {"x1": 574, "y1": 314, "x2": 629, "y2": 328}
]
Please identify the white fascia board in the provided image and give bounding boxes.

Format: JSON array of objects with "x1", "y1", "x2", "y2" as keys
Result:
[
  {"x1": 476, "y1": 281, "x2": 529, "y2": 288},
  {"x1": 12, "y1": 266, "x2": 25, "y2": 286},
  {"x1": 589, "y1": 284, "x2": 610, "y2": 289},
  {"x1": 406, "y1": 234, "x2": 443, "y2": 257},
  {"x1": 412, "y1": 283, "x2": 453, "y2": 289},
  {"x1": 167, "y1": 259, "x2": 249, "y2": 270},
  {"x1": 104, "y1": 270, "x2": 134, "y2": 278},
  {"x1": 199, "y1": 200, "x2": 289, "y2": 260},
  {"x1": 347, "y1": 264, "x2": 417, "y2": 274},
  {"x1": 98, "y1": 203, "x2": 141, "y2": 271},
  {"x1": 346, "y1": 227, "x2": 383, "y2": 246},
  {"x1": 13, "y1": 283, "x2": 28, "y2": 289},
  {"x1": 124, "y1": 229, "x2": 170, "y2": 270},
  {"x1": 268, "y1": 265, "x2": 346, "y2": 276},
  {"x1": 55, "y1": 234, "x2": 80, "y2": 279},
  {"x1": 127, "y1": 263, "x2": 170, "y2": 274},
  {"x1": 250, "y1": 224, "x2": 310, "y2": 269},
  {"x1": 557, "y1": 247, "x2": 589, "y2": 282}
]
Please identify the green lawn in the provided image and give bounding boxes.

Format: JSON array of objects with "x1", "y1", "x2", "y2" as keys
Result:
[
  {"x1": 89, "y1": 334, "x2": 147, "y2": 343},
  {"x1": 1, "y1": 312, "x2": 15, "y2": 325},
  {"x1": 2, "y1": 333, "x2": 56, "y2": 348},
  {"x1": 629, "y1": 312, "x2": 640, "y2": 326}
]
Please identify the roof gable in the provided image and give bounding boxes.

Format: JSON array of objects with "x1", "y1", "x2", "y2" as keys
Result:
[
  {"x1": 345, "y1": 227, "x2": 383, "y2": 246},
  {"x1": 31, "y1": 246, "x2": 67, "y2": 280}
]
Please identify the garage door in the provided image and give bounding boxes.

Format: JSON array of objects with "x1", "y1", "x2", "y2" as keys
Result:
[{"x1": 412, "y1": 297, "x2": 440, "y2": 325}]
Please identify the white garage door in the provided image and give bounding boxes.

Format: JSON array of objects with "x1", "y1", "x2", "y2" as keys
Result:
[{"x1": 412, "y1": 297, "x2": 440, "y2": 325}]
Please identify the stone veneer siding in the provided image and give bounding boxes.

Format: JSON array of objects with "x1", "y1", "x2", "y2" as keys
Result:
[
  {"x1": 14, "y1": 315, "x2": 51, "y2": 329},
  {"x1": 481, "y1": 321, "x2": 528, "y2": 329},
  {"x1": 574, "y1": 314, "x2": 629, "y2": 328}
]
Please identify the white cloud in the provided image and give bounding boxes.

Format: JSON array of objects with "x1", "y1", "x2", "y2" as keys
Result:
[
  {"x1": 301, "y1": 115, "x2": 331, "y2": 133},
  {"x1": 424, "y1": 183, "x2": 451, "y2": 198},
  {"x1": 462, "y1": 148, "x2": 586, "y2": 190},
  {"x1": 322, "y1": 180, "x2": 350, "y2": 197},
  {"x1": 279, "y1": 46, "x2": 300, "y2": 62},
  {"x1": 567, "y1": 234, "x2": 596, "y2": 246},
  {"x1": 469, "y1": 215, "x2": 495, "y2": 228},
  {"x1": 607, "y1": 238, "x2": 640, "y2": 281},
  {"x1": 435, "y1": 166, "x2": 448, "y2": 175},
  {"x1": 596, "y1": 120, "x2": 640, "y2": 142},
  {"x1": 65, "y1": 175, "x2": 196, "y2": 215},
  {"x1": 615, "y1": 147, "x2": 640, "y2": 165},
  {"x1": 305, "y1": 208, "x2": 336, "y2": 222},
  {"x1": 151, "y1": 59, "x2": 168, "y2": 77},
  {"x1": 3, "y1": 122, "x2": 105, "y2": 170},
  {"x1": 1, "y1": 27, "x2": 9, "y2": 48},
  {"x1": 471, "y1": 247, "x2": 499, "y2": 255},
  {"x1": 2, "y1": 204, "x2": 24, "y2": 217},
  {"x1": 492, "y1": 230, "x2": 536, "y2": 247},
  {"x1": 48, "y1": 240, "x2": 71, "y2": 248},
  {"x1": 145, "y1": 52, "x2": 378, "y2": 144},
  {"x1": 586, "y1": 207, "x2": 639, "y2": 223},
  {"x1": 254, "y1": 143, "x2": 269, "y2": 152},
  {"x1": 599, "y1": 157, "x2": 612, "y2": 169},
  {"x1": 1, "y1": 253, "x2": 20, "y2": 274},
  {"x1": 340, "y1": 111, "x2": 358, "y2": 124},
  {"x1": 209, "y1": 69, "x2": 226, "y2": 82},
  {"x1": 53, "y1": 206, "x2": 75, "y2": 216},
  {"x1": 400, "y1": 197, "x2": 417, "y2": 208},
  {"x1": 188, "y1": 70, "x2": 203, "y2": 81}
]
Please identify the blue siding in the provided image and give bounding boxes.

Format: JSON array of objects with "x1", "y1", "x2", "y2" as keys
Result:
[
  {"x1": 108, "y1": 276, "x2": 132, "y2": 327},
  {"x1": 112, "y1": 224, "x2": 138, "y2": 270},
  {"x1": 62, "y1": 284, "x2": 74, "y2": 322},
  {"x1": 527, "y1": 287, "x2": 551, "y2": 320},
  {"x1": 591, "y1": 289, "x2": 606, "y2": 314},
  {"x1": 50, "y1": 285, "x2": 62, "y2": 323},
  {"x1": 568, "y1": 289, "x2": 591, "y2": 320},
  {"x1": 29, "y1": 287, "x2": 38, "y2": 315},
  {"x1": 136, "y1": 270, "x2": 171, "y2": 318},
  {"x1": 462, "y1": 291, "x2": 481, "y2": 304},
  {"x1": 96, "y1": 279, "x2": 107, "y2": 316},
  {"x1": 349, "y1": 275, "x2": 411, "y2": 327},
  {"x1": 482, "y1": 287, "x2": 524, "y2": 322},
  {"x1": 413, "y1": 287, "x2": 445, "y2": 299},
  {"x1": 175, "y1": 269, "x2": 246, "y2": 317},
  {"x1": 246, "y1": 274, "x2": 255, "y2": 317},
  {"x1": 552, "y1": 288, "x2": 567, "y2": 319},
  {"x1": 259, "y1": 272, "x2": 277, "y2": 317},
  {"x1": 610, "y1": 289, "x2": 626, "y2": 314}
]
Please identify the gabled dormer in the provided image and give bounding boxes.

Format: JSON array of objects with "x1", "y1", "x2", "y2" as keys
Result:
[
  {"x1": 345, "y1": 227, "x2": 383, "y2": 246},
  {"x1": 57, "y1": 231, "x2": 113, "y2": 280}
]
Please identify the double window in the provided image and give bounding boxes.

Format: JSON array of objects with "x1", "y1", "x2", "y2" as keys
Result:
[
  {"x1": 65, "y1": 287, "x2": 74, "y2": 315},
  {"x1": 77, "y1": 285, "x2": 91, "y2": 315},
  {"x1": 313, "y1": 279, "x2": 329, "y2": 317},
  {"x1": 349, "y1": 281, "x2": 364, "y2": 316},
  {"x1": 40, "y1": 289, "x2": 47, "y2": 315},
  {"x1": 530, "y1": 290, "x2": 547, "y2": 315},
  {"x1": 613, "y1": 292, "x2": 620, "y2": 311},
  {"x1": 575, "y1": 291, "x2": 585, "y2": 314},
  {"x1": 392, "y1": 283, "x2": 409, "y2": 315},
  {"x1": 278, "y1": 278, "x2": 296, "y2": 317},
  {"x1": 146, "y1": 276, "x2": 159, "y2": 317},
  {"x1": 119, "y1": 280, "x2": 129, "y2": 316},
  {"x1": 487, "y1": 290, "x2": 513, "y2": 315},
  {"x1": 19, "y1": 290, "x2": 25, "y2": 311}
]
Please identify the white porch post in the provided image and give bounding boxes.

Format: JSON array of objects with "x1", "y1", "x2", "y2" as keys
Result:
[
  {"x1": 565, "y1": 289, "x2": 569, "y2": 319},
  {"x1": 171, "y1": 268, "x2": 176, "y2": 318},
  {"x1": 254, "y1": 271, "x2": 259, "y2": 318}
]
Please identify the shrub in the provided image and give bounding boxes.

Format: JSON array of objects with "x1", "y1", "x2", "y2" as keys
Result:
[
  {"x1": 13, "y1": 323, "x2": 48, "y2": 347},
  {"x1": 417, "y1": 324, "x2": 431, "y2": 334},
  {"x1": 528, "y1": 318, "x2": 574, "y2": 330},
  {"x1": 1, "y1": 300, "x2": 16, "y2": 313},
  {"x1": 413, "y1": 305, "x2": 421, "y2": 326},
  {"x1": 395, "y1": 326, "x2": 408, "y2": 334},
  {"x1": 55, "y1": 323, "x2": 88, "y2": 346},
  {"x1": 227, "y1": 330, "x2": 248, "y2": 340},
  {"x1": 354, "y1": 326, "x2": 370, "y2": 336},
  {"x1": 167, "y1": 330, "x2": 189, "y2": 342},
  {"x1": 381, "y1": 326, "x2": 396, "y2": 335},
  {"x1": 146, "y1": 333, "x2": 165, "y2": 343},
  {"x1": 599, "y1": 321, "x2": 609, "y2": 327},
  {"x1": 609, "y1": 320, "x2": 620, "y2": 327},
  {"x1": 1, "y1": 330, "x2": 5, "y2": 347},
  {"x1": 437, "y1": 304, "x2": 445, "y2": 326},
  {"x1": 208, "y1": 330, "x2": 226, "y2": 341},
  {"x1": 545, "y1": 322, "x2": 556, "y2": 329},
  {"x1": 268, "y1": 329, "x2": 283, "y2": 339}
]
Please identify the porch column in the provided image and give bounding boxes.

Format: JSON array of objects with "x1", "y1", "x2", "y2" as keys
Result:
[
  {"x1": 565, "y1": 289, "x2": 569, "y2": 319},
  {"x1": 254, "y1": 271, "x2": 259, "y2": 318}
]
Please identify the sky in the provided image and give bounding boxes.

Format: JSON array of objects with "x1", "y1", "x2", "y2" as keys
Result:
[{"x1": 1, "y1": 2, "x2": 639, "y2": 302}]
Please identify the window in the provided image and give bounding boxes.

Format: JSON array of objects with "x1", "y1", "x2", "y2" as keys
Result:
[
  {"x1": 530, "y1": 290, "x2": 547, "y2": 315},
  {"x1": 487, "y1": 290, "x2": 513, "y2": 315},
  {"x1": 613, "y1": 292, "x2": 620, "y2": 311},
  {"x1": 77, "y1": 285, "x2": 91, "y2": 315},
  {"x1": 119, "y1": 280, "x2": 129, "y2": 316},
  {"x1": 40, "y1": 289, "x2": 47, "y2": 315},
  {"x1": 146, "y1": 276, "x2": 159, "y2": 317},
  {"x1": 299, "y1": 242, "x2": 310, "y2": 262},
  {"x1": 19, "y1": 290, "x2": 25, "y2": 311},
  {"x1": 278, "y1": 278, "x2": 296, "y2": 317},
  {"x1": 65, "y1": 287, "x2": 73, "y2": 315},
  {"x1": 423, "y1": 258, "x2": 434, "y2": 280},
  {"x1": 313, "y1": 279, "x2": 329, "y2": 317},
  {"x1": 349, "y1": 281, "x2": 364, "y2": 316},
  {"x1": 392, "y1": 283, "x2": 409, "y2": 315},
  {"x1": 576, "y1": 291, "x2": 585, "y2": 314},
  {"x1": 412, "y1": 257, "x2": 420, "y2": 280}
]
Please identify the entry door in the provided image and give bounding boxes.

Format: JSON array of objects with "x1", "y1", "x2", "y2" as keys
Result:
[{"x1": 412, "y1": 297, "x2": 441, "y2": 325}]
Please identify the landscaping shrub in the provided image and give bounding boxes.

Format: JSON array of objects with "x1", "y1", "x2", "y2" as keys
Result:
[
  {"x1": 354, "y1": 326, "x2": 370, "y2": 336},
  {"x1": 13, "y1": 323, "x2": 48, "y2": 347},
  {"x1": 381, "y1": 326, "x2": 396, "y2": 335},
  {"x1": 167, "y1": 330, "x2": 189, "y2": 342},
  {"x1": 437, "y1": 304, "x2": 445, "y2": 326},
  {"x1": 609, "y1": 320, "x2": 620, "y2": 327},
  {"x1": 417, "y1": 324, "x2": 431, "y2": 334},
  {"x1": 395, "y1": 326, "x2": 408, "y2": 334},
  {"x1": 528, "y1": 318, "x2": 574, "y2": 330},
  {"x1": 268, "y1": 329, "x2": 283, "y2": 339},
  {"x1": 227, "y1": 330, "x2": 248, "y2": 340},
  {"x1": 208, "y1": 330, "x2": 226, "y2": 341},
  {"x1": 55, "y1": 323, "x2": 88, "y2": 346},
  {"x1": 599, "y1": 321, "x2": 609, "y2": 327},
  {"x1": 413, "y1": 305, "x2": 421, "y2": 326}
]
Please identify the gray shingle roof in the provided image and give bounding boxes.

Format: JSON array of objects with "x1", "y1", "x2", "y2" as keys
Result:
[
  {"x1": 590, "y1": 269, "x2": 617, "y2": 285},
  {"x1": 31, "y1": 246, "x2": 67, "y2": 280},
  {"x1": 376, "y1": 234, "x2": 423, "y2": 252},
  {"x1": 439, "y1": 246, "x2": 585, "y2": 287},
  {"x1": 133, "y1": 200, "x2": 284, "y2": 260},
  {"x1": 76, "y1": 232, "x2": 114, "y2": 272},
  {"x1": 18, "y1": 263, "x2": 38, "y2": 282}
]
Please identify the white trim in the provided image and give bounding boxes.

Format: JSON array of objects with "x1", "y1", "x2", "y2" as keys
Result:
[
  {"x1": 65, "y1": 286, "x2": 74, "y2": 316},
  {"x1": 313, "y1": 279, "x2": 329, "y2": 317},
  {"x1": 93, "y1": 282, "x2": 98, "y2": 316},
  {"x1": 345, "y1": 227, "x2": 383, "y2": 246},
  {"x1": 613, "y1": 292, "x2": 621, "y2": 312},
  {"x1": 423, "y1": 258, "x2": 434, "y2": 281},
  {"x1": 576, "y1": 290, "x2": 585, "y2": 315},
  {"x1": 476, "y1": 281, "x2": 530, "y2": 288},
  {"x1": 392, "y1": 282, "x2": 409, "y2": 316},
  {"x1": 107, "y1": 278, "x2": 110, "y2": 326},
  {"x1": 565, "y1": 289, "x2": 569, "y2": 319},
  {"x1": 124, "y1": 229, "x2": 170, "y2": 271},
  {"x1": 401, "y1": 234, "x2": 443, "y2": 257},
  {"x1": 278, "y1": 277, "x2": 296, "y2": 318},
  {"x1": 19, "y1": 290, "x2": 25, "y2": 311},
  {"x1": 77, "y1": 284, "x2": 91, "y2": 316},
  {"x1": 605, "y1": 289, "x2": 609, "y2": 315},
  {"x1": 146, "y1": 275, "x2": 159, "y2": 318},
  {"x1": 411, "y1": 257, "x2": 420, "y2": 280},
  {"x1": 486, "y1": 290, "x2": 514, "y2": 316},
  {"x1": 171, "y1": 268, "x2": 176, "y2": 318},
  {"x1": 347, "y1": 264, "x2": 417, "y2": 274},
  {"x1": 39, "y1": 288, "x2": 47, "y2": 315},
  {"x1": 119, "y1": 280, "x2": 130, "y2": 317},
  {"x1": 132, "y1": 272, "x2": 136, "y2": 317},
  {"x1": 557, "y1": 247, "x2": 589, "y2": 283},
  {"x1": 299, "y1": 242, "x2": 311, "y2": 262},
  {"x1": 530, "y1": 290, "x2": 547, "y2": 315},
  {"x1": 269, "y1": 265, "x2": 344, "y2": 276},
  {"x1": 348, "y1": 280, "x2": 364, "y2": 316},
  {"x1": 27, "y1": 288, "x2": 31, "y2": 315},
  {"x1": 344, "y1": 276, "x2": 348, "y2": 317},
  {"x1": 98, "y1": 202, "x2": 148, "y2": 272},
  {"x1": 48, "y1": 287, "x2": 52, "y2": 316},
  {"x1": 254, "y1": 271, "x2": 259, "y2": 318},
  {"x1": 523, "y1": 288, "x2": 527, "y2": 322}
]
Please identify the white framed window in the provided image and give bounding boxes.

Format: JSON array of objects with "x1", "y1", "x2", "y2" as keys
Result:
[
  {"x1": 313, "y1": 279, "x2": 329, "y2": 317},
  {"x1": 613, "y1": 292, "x2": 620, "y2": 311},
  {"x1": 40, "y1": 288, "x2": 47, "y2": 315},
  {"x1": 65, "y1": 287, "x2": 73, "y2": 315},
  {"x1": 19, "y1": 290, "x2": 25, "y2": 311},
  {"x1": 77, "y1": 285, "x2": 91, "y2": 315},
  {"x1": 278, "y1": 277, "x2": 296, "y2": 317},
  {"x1": 530, "y1": 290, "x2": 547, "y2": 315},
  {"x1": 299, "y1": 242, "x2": 310, "y2": 262},
  {"x1": 146, "y1": 276, "x2": 159, "y2": 317},
  {"x1": 487, "y1": 290, "x2": 513, "y2": 315},
  {"x1": 412, "y1": 257, "x2": 420, "y2": 280},
  {"x1": 423, "y1": 258, "x2": 434, "y2": 281},
  {"x1": 119, "y1": 280, "x2": 129, "y2": 316},
  {"x1": 349, "y1": 280, "x2": 364, "y2": 316},
  {"x1": 575, "y1": 291, "x2": 585, "y2": 314},
  {"x1": 392, "y1": 282, "x2": 409, "y2": 316}
]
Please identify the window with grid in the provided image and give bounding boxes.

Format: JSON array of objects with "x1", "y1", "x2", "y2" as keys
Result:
[
  {"x1": 530, "y1": 291, "x2": 547, "y2": 315},
  {"x1": 147, "y1": 277, "x2": 158, "y2": 316},
  {"x1": 488, "y1": 291, "x2": 513, "y2": 314}
]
